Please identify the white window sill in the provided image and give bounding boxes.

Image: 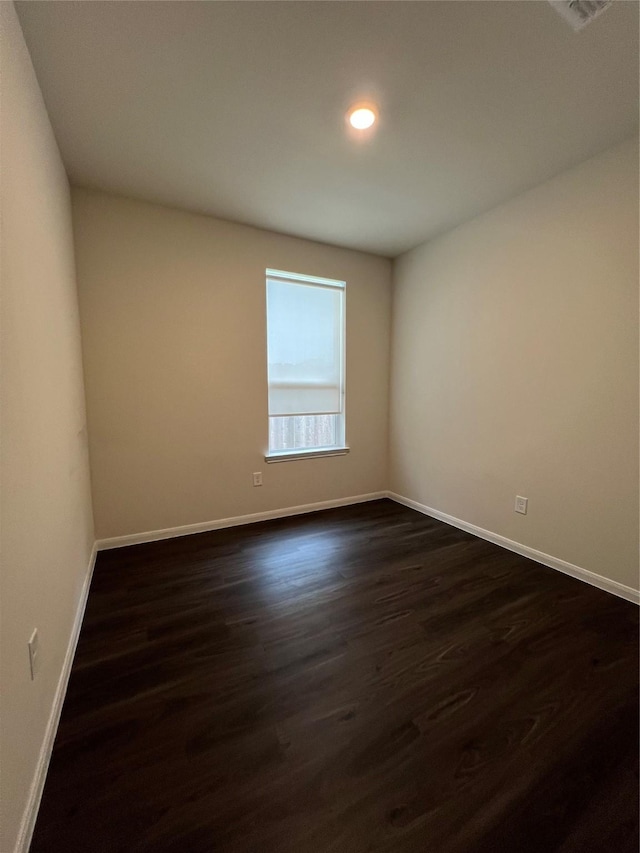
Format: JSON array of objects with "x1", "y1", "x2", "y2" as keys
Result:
[{"x1": 265, "y1": 447, "x2": 350, "y2": 463}]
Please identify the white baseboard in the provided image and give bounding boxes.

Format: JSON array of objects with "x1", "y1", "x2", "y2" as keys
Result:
[
  {"x1": 97, "y1": 491, "x2": 639, "y2": 604},
  {"x1": 96, "y1": 492, "x2": 387, "y2": 551},
  {"x1": 14, "y1": 543, "x2": 98, "y2": 853},
  {"x1": 387, "y1": 492, "x2": 639, "y2": 606}
]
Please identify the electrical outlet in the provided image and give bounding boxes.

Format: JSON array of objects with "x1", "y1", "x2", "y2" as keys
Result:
[
  {"x1": 28, "y1": 629, "x2": 40, "y2": 680},
  {"x1": 252, "y1": 472, "x2": 262, "y2": 487},
  {"x1": 515, "y1": 496, "x2": 528, "y2": 515}
]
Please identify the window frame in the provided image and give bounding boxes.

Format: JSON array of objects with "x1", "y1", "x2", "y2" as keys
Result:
[{"x1": 264, "y1": 268, "x2": 348, "y2": 463}]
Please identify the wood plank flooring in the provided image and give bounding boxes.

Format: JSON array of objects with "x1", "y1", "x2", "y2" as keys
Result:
[{"x1": 30, "y1": 499, "x2": 639, "y2": 852}]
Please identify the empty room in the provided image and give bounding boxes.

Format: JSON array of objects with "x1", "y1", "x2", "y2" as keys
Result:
[{"x1": 1, "y1": 1, "x2": 638, "y2": 851}]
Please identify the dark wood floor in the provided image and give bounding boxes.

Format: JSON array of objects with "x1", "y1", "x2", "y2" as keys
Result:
[{"x1": 31, "y1": 500, "x2": 638, "y2": 852}]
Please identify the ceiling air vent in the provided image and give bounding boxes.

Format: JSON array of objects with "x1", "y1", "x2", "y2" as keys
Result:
[{"x1": 548, "y1": 0, "x2": 612, "y2": 31}]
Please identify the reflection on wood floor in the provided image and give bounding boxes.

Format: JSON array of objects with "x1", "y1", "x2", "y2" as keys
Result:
[{"x1": 31, "y1": 499, "x2": 639, "y2": 852}]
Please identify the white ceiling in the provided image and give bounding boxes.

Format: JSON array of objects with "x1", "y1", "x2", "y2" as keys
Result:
[{"x1": 15, "y1": 0, "x2": 639, "y2": 257}]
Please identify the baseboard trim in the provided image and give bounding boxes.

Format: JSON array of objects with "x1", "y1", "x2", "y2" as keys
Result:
[
  {"x1": 96, "y1": 492, "x2": 388, "y2": 551},
  {"x1": 14, "y1": 543, "x2": 98, "y2": 853},
  {"x1": 387, "y1": 492, "x2": 639, "y2": 605}
]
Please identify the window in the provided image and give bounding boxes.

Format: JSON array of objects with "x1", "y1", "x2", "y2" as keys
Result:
[{"x1": 265, "y1": 268, "x2": 347, "y2": 461}]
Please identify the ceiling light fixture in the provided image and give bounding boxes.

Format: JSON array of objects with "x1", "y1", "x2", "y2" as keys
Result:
[{"x1": 348, "y1": 104, "x2": 377, "y2": 131}]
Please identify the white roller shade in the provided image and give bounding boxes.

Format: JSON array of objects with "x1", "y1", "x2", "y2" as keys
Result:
[{"x1": 266, "y1": 272, "x2": 345, "y2": 417}]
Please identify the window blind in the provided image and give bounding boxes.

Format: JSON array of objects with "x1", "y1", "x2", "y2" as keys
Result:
[{"x1": 266, "y1": 271, "x2": 345, "y2": 417}]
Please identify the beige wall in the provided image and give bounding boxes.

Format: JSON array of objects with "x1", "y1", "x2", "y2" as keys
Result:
[
  {"x1": 0, "y1": 4, "x2": 95, "y2": 851},
  {"x1": 72, "y1": 189, "x2": 392, "y2": 540},
  {"x1": 390, "y1": 137, "x2": 639, "y2": 591}
]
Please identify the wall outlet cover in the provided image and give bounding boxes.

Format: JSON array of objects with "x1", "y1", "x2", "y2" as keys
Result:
[{"x1": 28, "y1": 628, "x2": 40, "y2": 679}]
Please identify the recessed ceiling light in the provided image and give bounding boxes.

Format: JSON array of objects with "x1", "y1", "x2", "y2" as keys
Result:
[{"x1": 348, "y1": 105, "x2": 377, "y2": 131}]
